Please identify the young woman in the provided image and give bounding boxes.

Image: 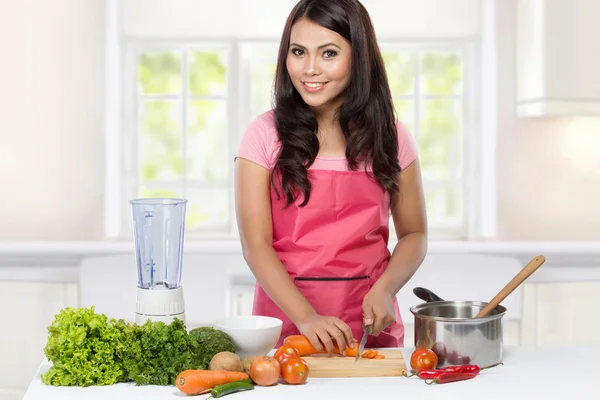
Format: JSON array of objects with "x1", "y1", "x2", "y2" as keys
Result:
[{"x1": 234, "y1": 0, "x2": 427, "y2": 354}]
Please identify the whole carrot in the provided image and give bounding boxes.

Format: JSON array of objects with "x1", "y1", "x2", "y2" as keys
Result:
[
  {"x1": 176, "y1": 370, "x2": 249, "y2": 395},
  {"x1": 283, "y1": 335, "x2": 359, "y2": 357}
]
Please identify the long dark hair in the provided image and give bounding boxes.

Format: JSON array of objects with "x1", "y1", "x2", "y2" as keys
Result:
[{"x1": 272, "y1": 0, "x2": 401, "y2": 207}]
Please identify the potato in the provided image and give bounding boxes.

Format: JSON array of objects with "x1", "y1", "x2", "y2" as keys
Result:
[
  {"x1": 241, "y1": 356, "x2": 259, "y2": 373},
  {"x1": 209, "y1": 351, "x2": 244, "y2": 372}
]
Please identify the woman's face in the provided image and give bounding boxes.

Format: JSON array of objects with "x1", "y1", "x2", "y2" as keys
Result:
[{"x1": 286, "y1": 17, "x2": 352, "y2": 114}]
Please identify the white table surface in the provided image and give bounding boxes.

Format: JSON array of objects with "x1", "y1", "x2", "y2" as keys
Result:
[{"x1": 23, "y1": 346, "x2": 599, "y2": 399}]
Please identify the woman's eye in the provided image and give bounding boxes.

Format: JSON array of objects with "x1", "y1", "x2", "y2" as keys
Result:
[
  {"x1": 291, "y1": 48, "x2": 304, "y2": 56},
  {"x1": 323, "y1": 50, "x2": 337, "y2": 58}
]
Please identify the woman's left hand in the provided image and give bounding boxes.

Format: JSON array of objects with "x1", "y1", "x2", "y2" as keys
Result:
[{"x1": 361, "y1": 285, "x2": 397, "y2": 335}]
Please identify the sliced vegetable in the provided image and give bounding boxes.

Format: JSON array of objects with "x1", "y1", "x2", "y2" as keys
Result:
[
  {"x1": 360, "y1": 349, "x2": 385, "y2": 359},
  {"x1": 425, "y1": 371, "x2": 477, "y2": 384},
  {"x1": 209, "y1": 379, "x2": 254, "y2": 398},
  {"x1": 176, "y1": 370, "x2": 249, "y2": 395}
]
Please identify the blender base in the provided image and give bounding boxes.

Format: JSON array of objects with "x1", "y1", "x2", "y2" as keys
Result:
[{"x1": 135, "y1": 286, "x2": 186, "y2": 326}]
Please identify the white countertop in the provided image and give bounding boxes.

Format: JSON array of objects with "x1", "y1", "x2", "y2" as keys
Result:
[{"x1": 22, "y1": 346, "x2": 600, "y2": 399}]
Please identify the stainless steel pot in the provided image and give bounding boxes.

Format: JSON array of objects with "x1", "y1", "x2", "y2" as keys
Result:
[{"x1": 410, "y1": 292, "x2": 506, "y2": 368}]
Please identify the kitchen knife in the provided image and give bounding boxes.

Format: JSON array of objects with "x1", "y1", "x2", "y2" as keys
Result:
[{"x1": 354, "y1": 324, "x2": 373, "y2": 363}]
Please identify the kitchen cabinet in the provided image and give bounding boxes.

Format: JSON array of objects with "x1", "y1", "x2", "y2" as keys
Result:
[
  {"x1": 516, "y1": 0, "x2": 600, "y2": 117},
  {"x1": 0, "y1": 282, "x2": 78, "y2": 400}
]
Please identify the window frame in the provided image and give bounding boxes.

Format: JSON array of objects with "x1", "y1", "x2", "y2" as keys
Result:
[{"x1": 106, "y1": 37, "x2": 484, "y2": 241}]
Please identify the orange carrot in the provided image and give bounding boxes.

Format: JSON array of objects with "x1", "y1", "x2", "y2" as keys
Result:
[
  {"x1": 374, "y1": 355, "x2": 385, "y2": 359},
  {"x1": 283, "y1": 335, "x2": 359, "y2": 357},
  {"x1": 176, "y1": 370, "x2": 249, "y2": 395}
]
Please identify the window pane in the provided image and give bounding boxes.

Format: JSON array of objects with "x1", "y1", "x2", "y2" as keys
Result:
[
  {"x1": 187, "y1": 100, "x2": 228, "y2": 183},
  {"x1": 139, "y1": 186, "x2": 183, "y2": 199},
  {"x1": 393, "y1": 99, "x2": 415, "y2": 135},
  {"x1": 250, "y1": 60, "x2": 277, "y2": 119},
  {"x1": 189, "y1": 50, "x2": 228, "y2": 97},
  {"x1": 138, "y1": 50, "x2": 181, "y2": 95},
  {"x1": 186, "y1": 189, "x2": 229, "y2": 229},
  {"x1": 424, "y1": 187, "x2": 462, "y2": 223},
  {"x1": 140, "y1": 100, "x2": 182, "y2": 181},
  {"x1": 382, "y1": 51, "x2": 414, "y2": 95},
  {"x1": 420, "y1": 51, "x2": 463, "y2": 96},
  {"x1": 419, "y1": 99, "x2": 462, "y2": 181}
]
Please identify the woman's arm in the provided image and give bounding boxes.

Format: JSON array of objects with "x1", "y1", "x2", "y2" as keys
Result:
[
  {"x1": 362, "y1": 159, "x2": 428, "y2": 333},
  {"x1": 234, "y1": 158, "x2": 354, "y2": 353},
  {"x1": 375, "y1": 159, "x2": 428, "y2": 296}
]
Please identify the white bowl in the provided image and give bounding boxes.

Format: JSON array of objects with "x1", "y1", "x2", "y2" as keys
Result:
[{"x1": 213, "y1": 316, "x2": 283, "y2": 359}]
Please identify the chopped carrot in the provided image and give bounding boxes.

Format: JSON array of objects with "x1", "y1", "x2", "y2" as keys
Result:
[{"x1": 374, "y1": 355, "x2": 385, "y2": 359}]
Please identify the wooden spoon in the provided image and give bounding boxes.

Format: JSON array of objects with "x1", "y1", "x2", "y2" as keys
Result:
[{"x1": 475, "y1": 255, "x2": 546, "y2": 318}]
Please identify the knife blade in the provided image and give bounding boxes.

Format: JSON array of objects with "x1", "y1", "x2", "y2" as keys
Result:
[{"x1": 354, "y1": 324, "x2": 373, "y2": 363}]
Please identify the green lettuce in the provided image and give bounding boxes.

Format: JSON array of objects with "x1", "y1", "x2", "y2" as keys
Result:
[
  {"x1": 40, "y1": 306, "x2": 218, "y2": 387},
  {"x1": 41, "y1": 306, "x2": 130, "y2": 386}
]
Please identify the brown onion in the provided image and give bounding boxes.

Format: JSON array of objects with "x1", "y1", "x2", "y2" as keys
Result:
[{"x1": 249, "y1": 356, "x2": 280, "y2": 386}]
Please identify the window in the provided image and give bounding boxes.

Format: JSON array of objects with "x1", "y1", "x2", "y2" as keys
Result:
[
  {"x1": 116, "y1": 40, "x2": 474, "y2": 240},
  {"x1": 380, "y1": 44, "x2": 469, "y2": 238}
]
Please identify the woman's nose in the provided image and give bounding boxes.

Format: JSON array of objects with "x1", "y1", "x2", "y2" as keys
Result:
[{"x1": 303, "y1": 56, "x2": 320, "y2": 76}]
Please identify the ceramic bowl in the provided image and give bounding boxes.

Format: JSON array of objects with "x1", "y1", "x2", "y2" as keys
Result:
[{"x1": 213, "y1": 316, "x2": 283, "y2": 359}]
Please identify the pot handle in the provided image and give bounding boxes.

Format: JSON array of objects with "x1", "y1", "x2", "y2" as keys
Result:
[{"x1": 413, "y1": 287, "x2": 445, "y2": 303}]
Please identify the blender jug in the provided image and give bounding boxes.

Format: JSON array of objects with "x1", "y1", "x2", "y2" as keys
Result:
[{"x1": 130, "y1": 198, "x2": 187, "y2": 324}]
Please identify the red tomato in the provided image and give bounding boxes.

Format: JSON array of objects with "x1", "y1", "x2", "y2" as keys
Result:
[
  {"x1": 280, "y1": 357, "x2": 309, "y2": 385},
  {"x1": 410, "y1": 348, "x2": 438, "y2": 372},
  {"x1": 274, "y1": 345, "x2": 300, "y2": 364}
]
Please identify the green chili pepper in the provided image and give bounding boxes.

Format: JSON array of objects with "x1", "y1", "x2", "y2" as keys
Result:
[{"x1": 209, "y1": 379, "x2": 255, "y2": 398}]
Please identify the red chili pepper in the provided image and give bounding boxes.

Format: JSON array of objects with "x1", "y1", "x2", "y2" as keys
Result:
[
  {"x1": 415, "y1": 362, "x2": 503, "y2": 379},
  {"x1": 425, "y1": 371, "x2": 478, "y2": 385},
  {"x1": 417, "y1": 370, "x2": 443, "y2": 379},
  {"x1": 439, "y1": 362, "x2": 503, "y2": 374}
]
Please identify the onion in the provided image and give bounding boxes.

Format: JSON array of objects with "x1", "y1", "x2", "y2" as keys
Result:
[{"x1": 249, "y1": 356, "x2": 280, "y2": 386}]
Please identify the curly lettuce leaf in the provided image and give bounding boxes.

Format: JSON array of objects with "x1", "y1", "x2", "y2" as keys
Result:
[{"x1": 41, "y1": 306, "x2": 129, "y2": 386}]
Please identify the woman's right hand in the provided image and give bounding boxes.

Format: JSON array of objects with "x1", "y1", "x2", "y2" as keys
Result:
[{"x1": 296, "y1": 314, "x2": 356, "y2": 355}]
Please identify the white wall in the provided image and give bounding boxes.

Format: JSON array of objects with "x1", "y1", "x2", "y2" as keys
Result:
[
  {"x1": 0, "y1": 0, "x2": 106, "y2": 241},
  {"x1": 1, "y1": 0, "x2": 600, "y2": 242}
]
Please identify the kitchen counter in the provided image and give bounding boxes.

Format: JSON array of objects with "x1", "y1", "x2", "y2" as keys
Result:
[{"x1": 22, "y1": 346, "x2": 600, "y2": 399}]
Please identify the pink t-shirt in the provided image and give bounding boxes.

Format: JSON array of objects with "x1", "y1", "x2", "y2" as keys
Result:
[{"x1": 235, "y1": 110, "x2": 418, "y2": 172}]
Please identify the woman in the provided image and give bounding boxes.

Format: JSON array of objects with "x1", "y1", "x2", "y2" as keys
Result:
[{"x1": 234, "y1": 0, "x2": 427, "y2": 354}]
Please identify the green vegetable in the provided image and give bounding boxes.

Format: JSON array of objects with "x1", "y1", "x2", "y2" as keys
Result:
[
  {"x1": 121, "y1": 318, "x2": 202, "y2": 385},
  {"x1": 189, "y1": 326, "x2": 236, "y2": 369},
  {"x1": 209, "y1": 379, "x2": 255, "y2": 398},
  {"x1": 41, "y1": 306, "x2": 131, "y2": 386},
  {"x1": 40, "y1": 306, "x2": 236, "y2": 387}
]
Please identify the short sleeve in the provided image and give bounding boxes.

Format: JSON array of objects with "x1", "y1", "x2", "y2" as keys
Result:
[
  {"x1": 396, "y1": 120, "x2": 418, "y2": 170},
  {"x1": 234, "y1": 111, "x2": 279, "y2": 170}
]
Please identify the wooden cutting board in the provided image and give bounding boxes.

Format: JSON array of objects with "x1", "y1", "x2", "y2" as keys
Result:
[{"x1": 301, "y1": 349, "x2": 407, "y2": 377}]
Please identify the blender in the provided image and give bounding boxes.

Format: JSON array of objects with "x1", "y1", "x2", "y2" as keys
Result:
[{"x1": 130, "y1": 198, "x2": 188, "y2": 325}]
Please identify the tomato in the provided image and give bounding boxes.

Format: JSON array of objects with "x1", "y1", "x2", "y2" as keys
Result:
[
  {"x1": 280, "y1": 356, "x2": 309, "y2": 385},
  {"x1": 410, "y1": 348, "x2": 438, "y2": 372},
  {"x1": 274, "y1": 345, "x2": 300, "y2": 364},
  {"x1": 249, "y1": 356, "x2": 281, "y2": 386}
]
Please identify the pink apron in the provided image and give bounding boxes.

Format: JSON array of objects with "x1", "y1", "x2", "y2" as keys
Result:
[{"x1": 252, "y1": 168, "x2": 404, "y2": 348}]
